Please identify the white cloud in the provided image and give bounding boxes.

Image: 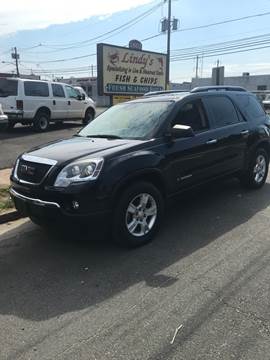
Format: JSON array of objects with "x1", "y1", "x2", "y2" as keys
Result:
[{"x1": 0, "y1": 0, "x2": 154, "y2": 36}]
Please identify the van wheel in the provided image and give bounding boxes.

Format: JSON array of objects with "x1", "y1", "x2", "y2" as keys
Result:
[
  {"x1": 83, "y1": 108, "x2": 94, "y2": 125},
  {"x1": 112, "y1": 182, "x2": 164, "y2": 248},
  {"x1": 240, "y1": 148, "x2": 269, "y2": 189},
  {"x1": 33, "y1": 111, "x2": 50, "y2": 132}
]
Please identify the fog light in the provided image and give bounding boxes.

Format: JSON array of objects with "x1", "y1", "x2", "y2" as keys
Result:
[{"x1": 72, "y1": 201, "x2": 80, "y2": 210}]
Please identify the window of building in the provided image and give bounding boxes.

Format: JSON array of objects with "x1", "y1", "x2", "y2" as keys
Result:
[
  {"x1": 257, "y1": 85, "x2": 267, "y2": 91},
  {"x1": 24, "y1": 81, "x2": 49, "y2": 97}
]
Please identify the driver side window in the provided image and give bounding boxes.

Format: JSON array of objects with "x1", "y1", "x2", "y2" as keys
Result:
[
  {"x1": 65, "y1": 86, "x2": 79, "y2": 99},
  {"x1": 173, "y1": 100, "x2": 209, "y2": 132}
]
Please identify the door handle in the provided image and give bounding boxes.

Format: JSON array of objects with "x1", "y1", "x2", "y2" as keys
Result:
[
  {"x1": 241, "y1": 130, "x2": 249, "y2": 136},
  {"x1": 53, "y1": 100, "x2": 56, "y2": 105},
  {"x1": 206, "y1": 139, "x2": 217, "y2": 145},
  {"x1": 68, "y1": 100, "x2": 71, "y2": 105}
]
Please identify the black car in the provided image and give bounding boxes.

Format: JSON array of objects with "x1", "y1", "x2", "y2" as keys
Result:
[{"x1": 10, "y1": 86, "x2": 270, "y2": 247}]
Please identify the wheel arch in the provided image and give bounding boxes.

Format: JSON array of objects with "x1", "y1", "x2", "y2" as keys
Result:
[
  {"x1": 34, "y1": 106, "x2": 51, "y2": 119},
  {"x1": 112, "y1": 169, "x2": 167, "y2": 206}
]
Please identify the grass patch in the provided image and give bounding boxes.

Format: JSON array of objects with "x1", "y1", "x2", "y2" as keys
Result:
[{"x1": 0, "y1": 187, "x2": 14, "y2": 213}]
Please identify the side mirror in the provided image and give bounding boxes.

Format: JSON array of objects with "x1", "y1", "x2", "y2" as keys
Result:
[
  {"x1": 81, "y1": 93, "x2": 86, "y2": 100},
  {"x1": 171, "y1": 124, "x2": 195, "y2": 138}
]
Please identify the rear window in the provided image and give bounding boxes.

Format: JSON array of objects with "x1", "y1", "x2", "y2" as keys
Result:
[
  {"x1": 0, "y1": 78, "x2": 18, "y2": 97},
  {"x1": 234, "y1": 94, "x2": 265, "y2": 118},
  {"x1": 24, "y1": 81, "x2": 49, "y2": 97}
]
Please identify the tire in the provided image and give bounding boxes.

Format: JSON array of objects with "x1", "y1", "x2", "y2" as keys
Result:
[
  {"x1": 33, "y1": 111, "x2": 50, "y2": 132},
  {"x1": 239, "y1": 148, "x2": 269, "y2": 189},
  {"x1": 112, "y1": 181, "x2": 164, "y2": 248},
  {"x1": 7, "y1": 121, "x2": 15, "y2": 130},
  {"x1": 82, "y1": 108, "x2": 94, "y2": 125}
]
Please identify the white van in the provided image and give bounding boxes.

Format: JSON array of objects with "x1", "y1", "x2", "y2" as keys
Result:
[{"x1": 0, "y1": 78, "x2": 96, "y2": 131}]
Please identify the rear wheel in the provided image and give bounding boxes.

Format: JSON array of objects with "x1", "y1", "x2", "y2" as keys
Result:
[
  {"x1": 240, "y1": 148, "x2": 269, "y2": 189},
  {"x1": 33, "y1": 111, "x2": 50, "y2": 132},
  {"x1": 112, "y1": 182, "x2": 164, "y2": 248},
  {"x1": 82, "y1": 108, "x2": 94, "y2": 125}
]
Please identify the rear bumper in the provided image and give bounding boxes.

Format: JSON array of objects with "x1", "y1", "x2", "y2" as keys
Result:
[
  {"x1": 0, "y1": 114, "x2": 8, "y2": 129},
  {"x1": 5, "y1": 111, "x2": 24, "y2": 121}
]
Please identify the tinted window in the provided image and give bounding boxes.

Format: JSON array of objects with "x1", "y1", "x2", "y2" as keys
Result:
[
  {"x1": 65, "y1": 86, "x2": 78, "y2": 99},
  {"x1": 204, "y1": 96, "x2": 240, "y2": 128},
  {"x1": 0, "y1": 79, "x2": 18, "y2": 97},
  {"x1": 24, "y1": 81, "x2": 49, "y2": 97},
  {"x1": 173, "y1": 100, "x2": 209, "y2": 132},
  {"x1": 234, "y1": 94, "x2": 265, "y2": 118},
  {"x1": 52, "y1": 84, "x2": 65, "y2": 98}
]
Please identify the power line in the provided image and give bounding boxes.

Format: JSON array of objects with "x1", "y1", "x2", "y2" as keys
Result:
[{"x1": 140, "y1": 10, "x2": 270, "y2": 42}]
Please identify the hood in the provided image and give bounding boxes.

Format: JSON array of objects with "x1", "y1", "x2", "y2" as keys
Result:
[{"x1": 25, "y1": 136, "x2": 142, "y2": 164}]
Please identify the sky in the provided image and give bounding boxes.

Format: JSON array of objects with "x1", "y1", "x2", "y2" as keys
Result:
[{"x1": 1, "y1": 0, "x2": 270, "y2": 82}]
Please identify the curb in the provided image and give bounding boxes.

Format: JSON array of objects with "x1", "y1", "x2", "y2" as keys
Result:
[{"x1": 0, "y1": 210, "x2": 23, "y2": 225}]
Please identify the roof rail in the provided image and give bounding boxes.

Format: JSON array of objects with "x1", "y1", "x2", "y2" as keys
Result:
[
  {"x1": 143, "y1": 90, "x2": 188, "y2": 97},
  {"x1": 191, "y1": 86, "x2": 247, "y2": 93}
]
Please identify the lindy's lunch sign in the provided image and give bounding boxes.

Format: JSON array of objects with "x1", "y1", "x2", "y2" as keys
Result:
[{"x1": 97, "y1": 43, "x2": 167, "y2": 95}]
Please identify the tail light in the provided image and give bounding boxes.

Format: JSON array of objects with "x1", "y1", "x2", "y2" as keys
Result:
[{"x1": 16, "y1": 100, "x2": 23, "y2": 110}]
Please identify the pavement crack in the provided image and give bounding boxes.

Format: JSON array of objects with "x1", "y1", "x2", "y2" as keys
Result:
[{"x1": 203, "y1": 286, "x2": 270, "y2": 336}]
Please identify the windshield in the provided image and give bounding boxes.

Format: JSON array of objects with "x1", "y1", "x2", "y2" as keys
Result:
[
  {"x1": 79, "y1": 101, "x2": 173, "y2": 140},
  {"x1": 0, "y1": 79, "x2": 18, "y2": 97}
]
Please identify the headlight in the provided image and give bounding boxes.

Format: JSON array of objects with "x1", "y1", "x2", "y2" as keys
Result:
[{"x1": 54, "y1": 158, "x2": 104, "y2": 187}]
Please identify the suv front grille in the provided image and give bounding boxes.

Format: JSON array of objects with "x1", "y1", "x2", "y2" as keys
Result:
[{"x1": 16, "y1": 158, "x2": 54, "y2": 184}]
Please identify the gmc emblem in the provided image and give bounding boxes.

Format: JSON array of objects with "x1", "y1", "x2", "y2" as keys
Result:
[{"x1": 20, "y1": 164, "x2": 35, "y2": 176}]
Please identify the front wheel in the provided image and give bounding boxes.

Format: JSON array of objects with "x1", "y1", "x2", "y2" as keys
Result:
[
  {"x1": 239, "y1": 148, "x2": 269, "y2": 189},
  {"x1": 82, "y1": 109, "x2": 94, "y2": 125},
  {"x1": 112, "y1": 182, "x2": 164, "y2": 248}
]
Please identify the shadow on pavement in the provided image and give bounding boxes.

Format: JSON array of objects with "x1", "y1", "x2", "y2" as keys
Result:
[{"x1": 0, "y1": 179, "x2": 270, "y2": 322}]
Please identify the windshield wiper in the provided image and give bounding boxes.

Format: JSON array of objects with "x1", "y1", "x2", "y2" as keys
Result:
[{"x1": 86, "y1": 134, "x2": 123, "y2": 139}]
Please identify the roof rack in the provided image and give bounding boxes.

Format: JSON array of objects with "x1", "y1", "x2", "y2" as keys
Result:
[
  {"x1": 191, "y1": 86, "x2": 247, "y2": 93},
  {"x1": 143, "y1": 90, "x2": 188, "y2": 97}
]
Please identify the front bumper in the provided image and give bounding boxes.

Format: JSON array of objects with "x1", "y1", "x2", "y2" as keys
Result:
[{"x1": 10, "y1": 186, "x2": 110, "y2": 221}]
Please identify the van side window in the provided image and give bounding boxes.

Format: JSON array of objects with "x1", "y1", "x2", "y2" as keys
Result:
[
  {"x1": 65, "y1": 86, "x2": 79, "y2": 99},
  {"x1": 173, "y1": 100, "x2": 209, "y2": 132},
  {"x1": 24, "y1": 81, "x2": 49, "y2": 97},
  {"x1": 203, "y1": 96, "x2": 240, "y2": 128},
  {"x1": 52, "y1": 84, "x2": 65, "y2": 98}
]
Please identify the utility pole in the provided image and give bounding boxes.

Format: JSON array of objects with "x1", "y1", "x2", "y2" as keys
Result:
[
  {"x1": 166, "y1": 0, "x2": 171, "y2": 89},
  {"x1": 91, "y1": 64, "x2": 94, "y2": 77},
  {"x1": 195, "y1": 55, "x2": 199, "y2": 79},
  {"x1": 11, "y1": 47, "x2": 20, "y2": 77},
  {"x1": 161, "y1": 0, "x2": 178, "y2": 89}
]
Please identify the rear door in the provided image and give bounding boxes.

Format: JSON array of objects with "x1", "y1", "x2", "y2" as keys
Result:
[
  {"x1": 51, "y1": 83, "x2": 67, "y2": 119},
  {"x1": 202, "y1": 94, "x2": 249, "y2": 173},
  {"x1": 23, "y1": 81, "x2": 50, "y2": 119},
  {"x1": 65, "y1": 85, "x2": 83, "y2": 119},
  {"x1": 0, "y1": 78, "x2": 19, "y2": 112}
]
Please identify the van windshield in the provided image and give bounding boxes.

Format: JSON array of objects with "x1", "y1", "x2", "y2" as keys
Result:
[{"x1": 0, "y1": 79, "x2": 18, "y2": 97}]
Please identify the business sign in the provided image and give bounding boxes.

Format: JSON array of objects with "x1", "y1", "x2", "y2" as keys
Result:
[{"x1": 97, "y1": 43, "x2": 167, "y2": 96}]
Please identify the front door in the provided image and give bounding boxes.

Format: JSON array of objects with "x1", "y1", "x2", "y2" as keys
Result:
[
  {"x1": 165, "y1": 98, "x2": 217, "y2": 193},
  {"x1": 65, "y1": 85, "x2": 83, "y2": 119}
]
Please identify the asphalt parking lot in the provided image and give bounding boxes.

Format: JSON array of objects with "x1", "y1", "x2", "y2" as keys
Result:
[
  {"x1": 1, "y1": 177, "x2": 270, "y2": 360},
  {"x1": 0, "y1": 108, "x2": 106, "y2": 170}
]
